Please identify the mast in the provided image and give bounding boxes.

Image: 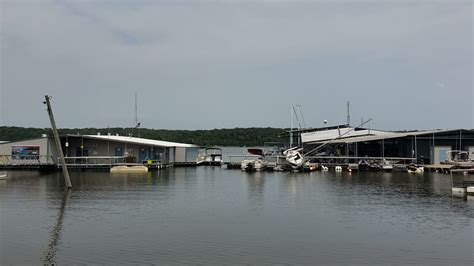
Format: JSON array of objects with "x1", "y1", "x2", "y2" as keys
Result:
[{"x1": 290, "y1": 106, "x2": 293, "y2": 148}]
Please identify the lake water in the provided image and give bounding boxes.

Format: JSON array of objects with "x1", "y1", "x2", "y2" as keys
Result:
[{"x1": 1, "y1": 168, "x2": 473, "y2": 265}]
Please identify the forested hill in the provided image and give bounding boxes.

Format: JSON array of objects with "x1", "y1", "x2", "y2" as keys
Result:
[{"x1": 0, "y1": 127, "x2": 289, "y2": 147}]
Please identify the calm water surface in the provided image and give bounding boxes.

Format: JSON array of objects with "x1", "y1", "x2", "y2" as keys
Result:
[{"x1": 1, "y1": 168, "x2": 473, "y2": 265}]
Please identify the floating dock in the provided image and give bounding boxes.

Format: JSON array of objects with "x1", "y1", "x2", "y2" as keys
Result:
[{"x1": 450, "y1": 169, "x2": 474, "y2": 197}]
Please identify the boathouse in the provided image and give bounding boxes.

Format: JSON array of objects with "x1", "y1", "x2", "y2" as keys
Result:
[
  {"x1": 0, "y1": 135, "x2": 58, "y2": 168},
  {"x1": 299, "y1": 125, "x2": 474, "y2": 164},
  {"x1": 0, "y1": 134, "x2": 199, "y2": 169}
]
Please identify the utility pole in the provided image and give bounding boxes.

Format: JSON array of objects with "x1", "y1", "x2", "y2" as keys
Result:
[{"x1": 44, "y1": 95, "x2": 72, "y2": 188}]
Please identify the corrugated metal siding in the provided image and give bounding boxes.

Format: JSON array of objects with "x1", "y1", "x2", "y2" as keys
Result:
[
  {"x1": 175, "y1": 147, "x2": 186, "y2": 163},
  {"x1": 185, "y1": 147, "x2": 199, "y2": 163},
  {"x1": 168, "y1": 147, "x2": 175, "y2": 163}
]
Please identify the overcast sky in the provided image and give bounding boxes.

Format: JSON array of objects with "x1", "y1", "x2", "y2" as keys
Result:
[{"x1": 1, "y1": 0, "x2": 472, "y2": 130}]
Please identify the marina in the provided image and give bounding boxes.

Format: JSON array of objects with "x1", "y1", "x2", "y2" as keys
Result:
[
  {"x1": 3, "y1": 113, "x2": 473, "y2": 175},
  {"x1": 1, "y1": 1, "x2": 472, "y2": 265},
  {"x1": 1, "y1": 101, "x2": 473, "y2": 175}
]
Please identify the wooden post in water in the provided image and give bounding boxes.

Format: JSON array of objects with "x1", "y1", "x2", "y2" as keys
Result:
[{"x1": 44, "y1": 95, "x2": 72, "y2": 188}]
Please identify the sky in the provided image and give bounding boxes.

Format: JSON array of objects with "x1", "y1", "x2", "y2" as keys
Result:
[{"x1": 0, "y1": 0, "x2": 472, "y2": 131}]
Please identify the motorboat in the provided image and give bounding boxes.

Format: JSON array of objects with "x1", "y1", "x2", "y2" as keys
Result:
[
  {"x1": 196, "y1": 148, "x2": 223, "y2": 166},
  {"x1": 110, "y1": 165, "x2": 148, "y2": 173},
  {"x1": 241, "y1": 158, "x2": 267, "y2": 172},
  {"x1": 247, "y1": 148, "x2": 264, "y2": 157},
  {"x1": 444, "y1": 150, "x2": 473, "y2": 169},
  {"x1": 369, "y1": 161, "x2": 382, "y2": 171},
  {"x1": 382, "y1": 164, "x2": 393, "y2": 172},
  {"x1": 241, "y1": 159, "x2": 254, "y2": 171},
  {"x1": 407, "y1": 164, "x2": 424, "y2": 174},
  {"x1": 381, "y1": 159, "x2": 394, "y2": 172},
  {"x1": 254, "y1": 159, "x2": 267, "y2": 171}
]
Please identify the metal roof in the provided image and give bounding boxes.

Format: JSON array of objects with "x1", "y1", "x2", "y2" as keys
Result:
[
  {"x1": 289, "y1": 124, "x2": 350, "y2": 134},
  {"x1": 301, "y1": 127, "x2": 391, "y2": 143},
  {"x1": 306, "y1": 129, "x2": 474, "y2": 144},
  {"x1": 81, "y1": 135, "x2": 197, "y2": 148},
  {"x1": 320, "y1": 132, "x2": 405, "y2": 144}
]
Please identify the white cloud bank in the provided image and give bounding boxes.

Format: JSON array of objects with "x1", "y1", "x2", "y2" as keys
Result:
[{"x1": 1, "y1": 0, "x2": 472, "y2": 129}]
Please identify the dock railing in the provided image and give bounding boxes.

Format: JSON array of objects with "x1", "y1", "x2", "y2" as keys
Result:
[
  {"x1": 305, "y1": 156, "x2": 416, "y2": 165},
  {"x1": 62, "y1": 156, "x2": 126, "y2": 168},
  {"x1": 225, "y1": 155, "x2": 415, "y2": 165},
  {"x1": 0, "y1": 155, "x2": 55, "y2": 167},
  {"x1": 226, "y1": 155, "x2": 262, "y2": 164}
]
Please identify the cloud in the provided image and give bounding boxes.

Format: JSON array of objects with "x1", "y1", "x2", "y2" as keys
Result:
[{"x1": 0, "y1": 0, "x2": 472, "y2": 129}]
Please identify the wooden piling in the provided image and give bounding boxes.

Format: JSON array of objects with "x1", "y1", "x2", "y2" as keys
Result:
[{"x1": 44, "y1": 95, "x2": 72, "y2": 188}]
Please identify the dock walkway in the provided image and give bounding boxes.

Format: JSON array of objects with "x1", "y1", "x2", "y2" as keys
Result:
[{"x1": 0, "y1": 155, "x2": 55, "y2": 170}]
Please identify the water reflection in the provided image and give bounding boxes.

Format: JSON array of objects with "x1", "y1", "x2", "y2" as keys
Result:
[
  {"x1": 1, "y1": 168, "x2": 473, "y2": 265},
  {"x1": 244, "y1": 171, "x2": 265, "y2": 211},
  {"x1": 42, "y1": 189, "x2": 71, "y2": 264}
]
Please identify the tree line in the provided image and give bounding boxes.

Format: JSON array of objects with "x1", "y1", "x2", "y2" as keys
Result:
[{"x1": 0, "y1": 126, "x2": 289, "y2": 147}]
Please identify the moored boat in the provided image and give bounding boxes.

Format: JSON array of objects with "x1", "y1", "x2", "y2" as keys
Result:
[
  {"x1": 254, "y1": 159, "x2": 267, "y2": 171},
  {"x1": 110, "y1": 165, "x2": 148, "y2": 173},
  {"x1": 407, "y1": 164, "x2": 424, "y2": 174},
  {"x1": 382, "y1": 159, "x2": 394, "y2": 172},
  {"x1": 196, "y1": 148, "x2": 223, "y2": 166},
  {"x1": 444, "y1": 150, "x2": 474, "y2": 169}
]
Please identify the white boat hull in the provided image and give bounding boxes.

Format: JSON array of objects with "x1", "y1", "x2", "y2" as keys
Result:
[{"x1": 110, "y1": 165, "x2": 148, "y2": 173}]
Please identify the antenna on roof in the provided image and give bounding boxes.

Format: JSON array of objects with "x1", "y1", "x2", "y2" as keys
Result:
[
  {"x1": 134, "y1": 91, "x2": 138, "y2": 127},
  {"x1": 133, "y1": 92, "x2": 141, "y2": 137},
  {"x1": 346, "y1": 101, "x2": 350, "y2": 126}
]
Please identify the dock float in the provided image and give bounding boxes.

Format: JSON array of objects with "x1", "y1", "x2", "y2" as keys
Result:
[{"x1": 450, "y1": 169, "x2": 474, "y2": 197}]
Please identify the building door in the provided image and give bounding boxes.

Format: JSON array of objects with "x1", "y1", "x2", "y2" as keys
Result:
[
  {"x1": 434, "y1": 146, "x2": 451, "y2": 164},
  {"x1": 115, "y1": 147, "x2": 123, "y2": 157},
  {"x1": 139, "y1": 148, "x2": 147, "y2": 162}
]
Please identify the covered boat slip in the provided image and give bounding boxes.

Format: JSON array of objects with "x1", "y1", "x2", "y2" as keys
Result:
[
  {"x1": 61, "y1": 135, "x2": 199, "y2": 169},
  {"x1": 300, "y1": 127, "x2": 474, "y2": 166}
]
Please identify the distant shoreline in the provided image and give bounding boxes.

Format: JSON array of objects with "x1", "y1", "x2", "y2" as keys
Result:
[{"x1": 0, "y1": 126, "x2": 288, "y2": 147}]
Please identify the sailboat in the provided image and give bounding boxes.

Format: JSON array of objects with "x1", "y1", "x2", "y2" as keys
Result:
[
  {"x1": 283, "y1": 147, "x2": 305, "y2": 169},
  {"x1": 284, "y1": 119, "x2": 373, "y2": 170}
]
